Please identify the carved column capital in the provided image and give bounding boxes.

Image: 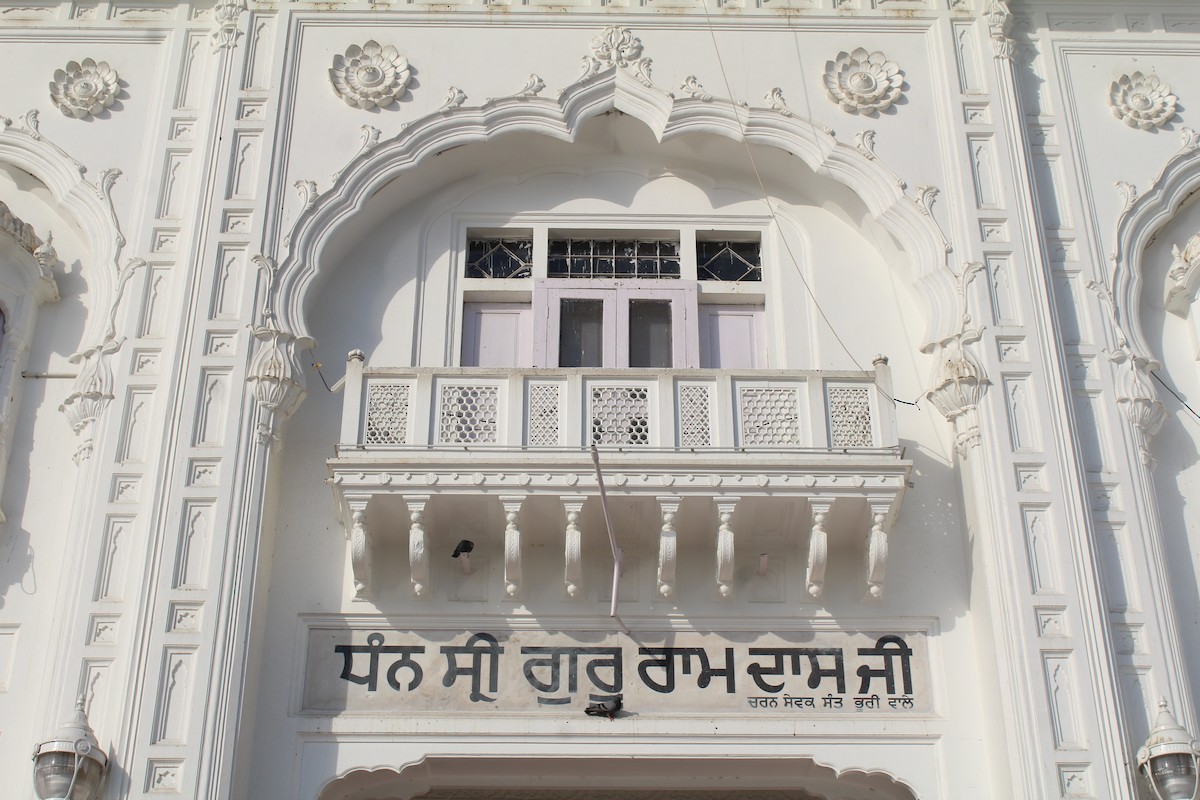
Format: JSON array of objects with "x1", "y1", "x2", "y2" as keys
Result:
[
  {"x1": 210, "y1": 0, "x2": 247, "y2": 52},
  {"x1": 60, "y1": 337, "x2": 123, "y2": 464},
  {"x1": 247, "y1": 324, "x2": 314, "y2": 446},
  {"x1": 984, "y1": 0, "x2": 1016, "y2": 61},
  {"x1": 1113, "y1": 348, "x2": 1167, "y2": 466}
]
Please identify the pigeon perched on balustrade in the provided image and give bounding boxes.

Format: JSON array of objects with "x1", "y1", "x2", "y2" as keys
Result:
[{"x1": 584, "y1": 695, "x2": 623, "y2": 720}]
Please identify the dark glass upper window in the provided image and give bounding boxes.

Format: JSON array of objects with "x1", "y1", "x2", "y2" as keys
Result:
[
  {"x1": 465, "y1": 238, "x2": 533, "y2": 279},
  {"x1": 547, "y1": 239, "x2": 680, "y2": 279},
  {"x1": 697, "y1": 240, "x2": 762, "y2": 282}
]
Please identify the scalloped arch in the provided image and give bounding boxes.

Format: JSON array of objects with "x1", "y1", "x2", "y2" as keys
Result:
[
  {"x1": 0, "y1": 111, "x2": 124, "y2": 348},
  {"x1": 275, "y1": 66, "x2": 956, "y2": 351},
  {"x1": 1112, "y1": 134, "x2": 1200, "y2": 365},
  {"x1": 316, "y1": 754, "x2": 920, "y2": 800}
]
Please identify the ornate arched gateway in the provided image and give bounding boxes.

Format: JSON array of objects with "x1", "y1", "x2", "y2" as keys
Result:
[{"x1": 242, "y1": 26, "x2": 952, "y2": 800}]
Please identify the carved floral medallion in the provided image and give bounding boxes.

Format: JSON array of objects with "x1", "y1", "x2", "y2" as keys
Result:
[
  {"x1": 1109, "y1": 72, "x2": 1177, "y2": 131},
  {"x1": 822, "y1": 48, "x2": 904, "y2": 115},
  {"x1": 50, "y1": 58, "x2": 120, "y2": 119},
  {"x1": 330, "y1": 41, "x2": 411, "y2": 110}
]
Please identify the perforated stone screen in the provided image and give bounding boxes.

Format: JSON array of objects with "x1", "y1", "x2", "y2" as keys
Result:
[
  {"x1": 364, "y1": 382, "x2": 411, "y2": 444},
  {"x1": 590, "y1": 385, "x2": 651, "y2": 445}
]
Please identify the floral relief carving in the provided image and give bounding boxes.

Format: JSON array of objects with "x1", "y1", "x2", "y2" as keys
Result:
[
  {"x1": 329, "y1": 41, "x2": 412, "y2": 110},
  {"x1": 1109, "y1": 72, "x2": 1177, "y2": 131},
  {"x1": 823, "y1": 48, "x2": 903, "y2": 115},
  {"x1": 50, "y1": 58, "x2": 120, "y2": 119},
  {"x1": 579, "y1": 26, "x2": 653, "y2": 86}
]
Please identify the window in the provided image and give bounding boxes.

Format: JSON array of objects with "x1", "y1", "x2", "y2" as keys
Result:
[
  {"x1": 534, "y1": 280, "x2": 698, "y2": 368},
  {"x1": 460, "y1": 226, "x2": 765, "y2": 369}
]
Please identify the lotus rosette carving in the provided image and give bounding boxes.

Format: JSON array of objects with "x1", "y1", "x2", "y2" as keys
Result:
[
  {"x1": 1109, "y1": 72, "x2": 1177, "y2": 131},
  {"x1": 823, "y1": 48, "x2": 904, "y2": 115},
  {"x1": 329, "y1": 41, "x2": 411, "y2": 110},
  {"x1": 50, "y1": 58, "x2": 119, "y2": 119}
]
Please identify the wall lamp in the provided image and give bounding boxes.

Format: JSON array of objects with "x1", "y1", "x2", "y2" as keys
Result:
[
  {"x1": 32, "y1": 698, "x2": 107, "y2": 800},
  {"x1": 1138, "y1": 700, "x2": 1200, "y2": 800}
]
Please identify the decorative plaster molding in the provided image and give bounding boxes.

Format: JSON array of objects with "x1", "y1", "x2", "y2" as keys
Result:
[
  {"x1": 438, "y1": 86, "x2": 467, "y2": 113},
  {"x1": 925, "y1": 262, "x2": 988, "y2": 455},
  {"x1": 678, "y1": 76, "x2": 712, "y2": 102},
  {"x1": 0, "y1": 199, "x2": 40, "y2": 254},
  {"x1": 294, "y1": 179, "x2": 318, "y2": 211},
  {"x1": 1111, "y1": 126, "x2": 1200, "y2": 364},
  {"x1": 1090, "y1": 279, "x2": 1164, "y2": 465},
  {"x1": 329, "y1": 41, "x2": 412, "y2": 110},
  {"x1": 911, "y1": 185, "x2": 951, "y2": 253},
  {"x1": 50, "y1": 59, "x2": 119, "y2": 119},
  {"x1": 1115, "y1": 180, "x2": 1138, "y2": 213},
  {"x1": 246, "y1": 323, "x2": 313, "y2": 446},
  {"x1": 210, "y1": 0, "x2": 246, "y2": 52},
  {"x1": 579, "y1": 26, "x2": 653, "y2": 87},
  {"x1": 764, "y1": 88, "x2": 794, "y2": 118},
  {"x1": 984, "y1": 0, "x2": 1016, "y2": 61},
  {"x1": 1109, "y1": 72, "x2": 1177, "y2": 131},
  {"x1": 487, "y1": 74, "x2": 546, "y2": 104},
  {"x1": 331, "y1": 125, "x2": 381, "y2": 184},
  {"x1": 276, "y1": 25, "x2": 958, "y2": 371},
  {"x1": 60, "y1": 337, "x2": 122, "y2": 464},
  {"x1": 822, "y1": 49, "x2": 904, "y2": 116},
  {"x1": 1165, "y1": 233, "x2": 1200, "y2": 314}
]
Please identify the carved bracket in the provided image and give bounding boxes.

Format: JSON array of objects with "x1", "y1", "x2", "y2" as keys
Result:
[
  {"x1": 714, "y1": 498, "x2": 739, "y2": 598},
  {"x1": 500, "y1": 496, "x2": 525, "y2": 598},
  {"x1": 806, "y1": 499, "x2": 834, "y2": 599},
  {"x1": 656, "y1": 497, "x2": 681, "y2": 599},
  {"x1": 561, "y1": 496, "x2": 586, "y2": 598},
  {"x1": 406, "y1": 496, "x2": 430, "y2": 597},
  {"x1": 344, "y1": 495, "x2": 372, "y2": 600},
  {"x1": 865, "y1": 499, "x2": 895, "y2": 600}
]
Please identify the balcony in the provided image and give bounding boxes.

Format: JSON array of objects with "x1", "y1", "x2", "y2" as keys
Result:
[{"x1": 327, "y1": 353, "x2": 911, "y2": 603}]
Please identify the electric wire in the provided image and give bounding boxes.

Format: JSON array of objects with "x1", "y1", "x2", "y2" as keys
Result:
[
  {"x1": 1151, "y1": 370, "x2": 1200, "y2": 424},
  {"x1": 696, "y1": 2, "x2": 922, "y2": 411}
]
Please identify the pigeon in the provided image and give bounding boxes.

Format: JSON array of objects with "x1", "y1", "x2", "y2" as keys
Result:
[
  {"x1": 584, "y1": 695, "x2": 623, "y2": 720},
  {"x1": 451, "y1": 539, "x2": 474, "y2": 558}
]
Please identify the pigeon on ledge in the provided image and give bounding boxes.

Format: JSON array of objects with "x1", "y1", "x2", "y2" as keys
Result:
[
  {"x1": 584, "y1": 695, "x2": 623, "y2": 720},
  {"x1": 451, "y1": 540, "x2": 474, "y2": 558}
]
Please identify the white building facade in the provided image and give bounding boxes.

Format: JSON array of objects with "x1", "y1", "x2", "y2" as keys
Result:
[{"x1": 1, "y1": 0, "x2": 1199, "y2": 797}]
